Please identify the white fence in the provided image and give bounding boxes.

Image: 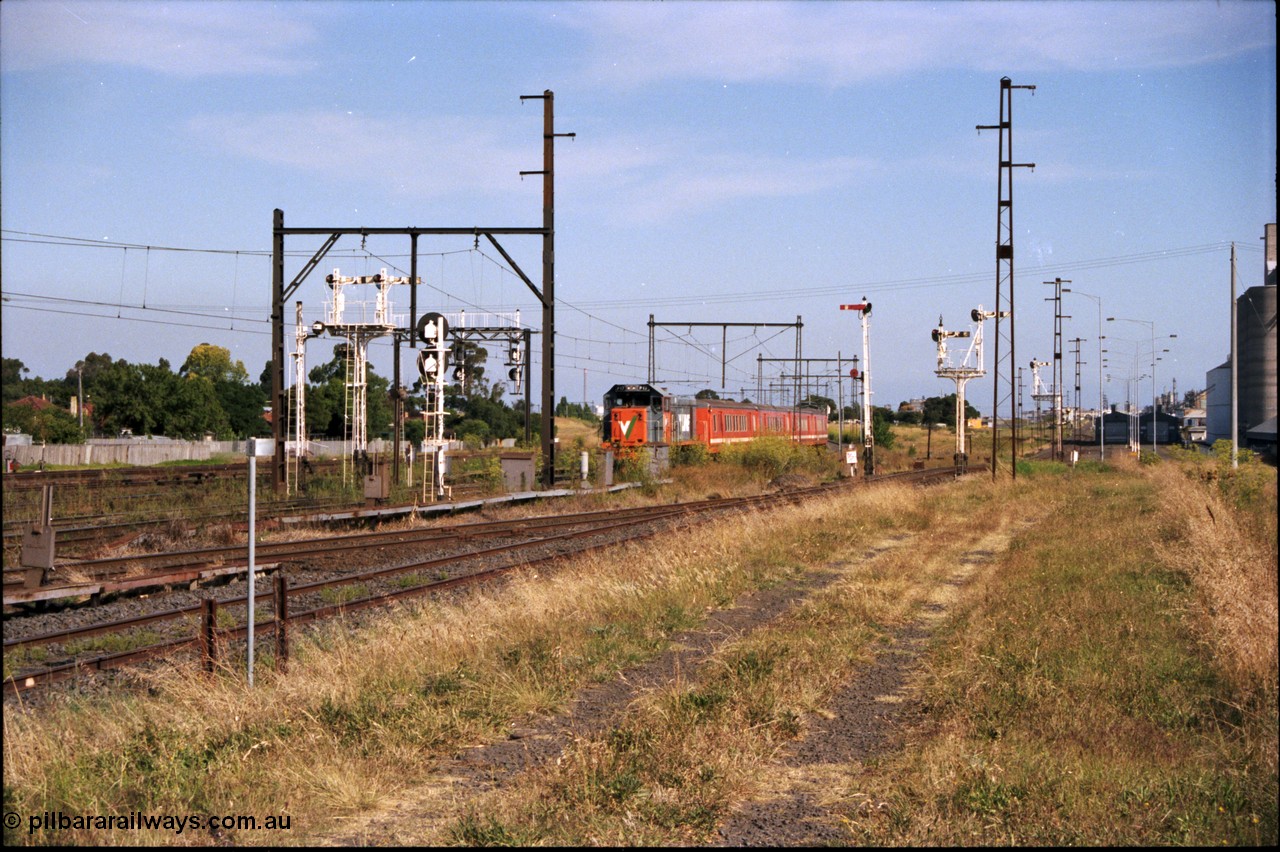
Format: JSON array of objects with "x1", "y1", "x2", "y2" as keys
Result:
[{"x1": 2, "y1": 437, "x2": 413, "y2": 468}]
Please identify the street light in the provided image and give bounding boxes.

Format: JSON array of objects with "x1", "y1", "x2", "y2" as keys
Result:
[
  {"x1": 1107, "y1": 317, "x2": 1176, "y2": 457},
  {"x1": 1063, "y1": 288, "x2": 1104, "y2": 462}
]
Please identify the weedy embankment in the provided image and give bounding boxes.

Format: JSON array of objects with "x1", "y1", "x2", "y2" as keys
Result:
[{"x1": 836, "y1": 452, "x2": 1276, "y2": 846}]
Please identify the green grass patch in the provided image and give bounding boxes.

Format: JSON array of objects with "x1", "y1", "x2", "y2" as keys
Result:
[{"x1": 842, "y1": 467, "x2": 1276, "y2": 846}]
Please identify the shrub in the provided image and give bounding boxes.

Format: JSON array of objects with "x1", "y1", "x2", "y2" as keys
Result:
[
  {"x1": 671, "y1": 443, "x2": 710, "y2": 467},
  {"x1": 614, "y1": 447, "x2": 652, "y2": 484}
]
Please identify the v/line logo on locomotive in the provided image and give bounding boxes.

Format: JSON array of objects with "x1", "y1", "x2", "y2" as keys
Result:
[{"x1": 601, "y1": 383, "x2": 829, "y2": 454}]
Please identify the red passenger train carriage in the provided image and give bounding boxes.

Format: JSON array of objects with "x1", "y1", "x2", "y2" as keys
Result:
[{"x1": 602, "y1": 383, "x2": 828, "y2": 454}]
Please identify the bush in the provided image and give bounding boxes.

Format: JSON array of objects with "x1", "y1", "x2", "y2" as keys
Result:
[
  {"x1": 671, "y1": 443, "x2": 711, "y2": 467},
  {"x1": 615, "y1": 447, "x2": 652, "y2": 484},
  {"x1": 719, "y1": 436, "x2": 836, "y2": 480}
]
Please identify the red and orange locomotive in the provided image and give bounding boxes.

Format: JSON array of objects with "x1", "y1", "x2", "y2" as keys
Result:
[{"x1": 602, "y1": 383, "x2": 828, "y2": 454}]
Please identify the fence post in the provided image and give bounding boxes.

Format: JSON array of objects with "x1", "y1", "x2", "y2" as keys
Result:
[
  {"x1": 274, "y1": 573, "x2": 289, "y2": 672},
  {"x1": 200, "y1": 597, "x2": 219, "y2": 673}
]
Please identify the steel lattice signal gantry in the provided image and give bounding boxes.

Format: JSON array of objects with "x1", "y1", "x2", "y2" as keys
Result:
[
  {"x1": 932, "y1": 309, "x2": 988, "y2": 474},
  {"x1": 269, "y1": 90, "x2": 571, "y2": 493},
  {"x1": 977, "y1": 76, "x2": 1036, "y2": 482}
]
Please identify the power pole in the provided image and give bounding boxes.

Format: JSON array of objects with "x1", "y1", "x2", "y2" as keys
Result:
[
  {"x1": 520, "y1": 90, "x2": 574, "y2": 488},
  {"x1": 1069, "y1": 336, "x2": 1085, "y2": 446},
  {"x1": 1230, "y1": 242, "x2": 1238, "y2": 469},
  {"x1": 1044, "y1": 277, "x2": 1070, "y2": 461},
  {"x1": 977, "y1": 76, "x2": 1036, "y2": 481}
]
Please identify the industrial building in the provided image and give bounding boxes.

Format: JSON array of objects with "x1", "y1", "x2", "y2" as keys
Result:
[{"x1": 1204, "y1": 224, "x2": 1277, "y2": 459}]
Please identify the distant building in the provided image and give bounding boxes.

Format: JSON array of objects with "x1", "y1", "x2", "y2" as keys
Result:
[
  {"x1": 1181, "y1": 408, "x2": 1207, "y2": 445},
  {"x1": 1205, "y1": 223, "x2": 1277, "y2": 451}
]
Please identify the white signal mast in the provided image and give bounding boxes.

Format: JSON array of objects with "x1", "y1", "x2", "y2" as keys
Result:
[
  {"x1": 289, "y1": 301, "x2": 309, "y2": 495},
  {"x1": 933, "y1": 308, "x2": 989, "y2": 473},
  {"x1": 1029, "y1": 357, "x2": 1060, "y2": 453},
  {"x1": 311, "y1": 268, "x2": 411, "y2": 482},
  {"x1": 840, "y1": 299, "x2": 874, "y2": 476},
  {"x1": 415, "y1": 311, "x2": 451, "y2": 499}
]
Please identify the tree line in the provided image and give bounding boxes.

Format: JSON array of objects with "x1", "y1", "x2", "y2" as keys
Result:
[{"x1": 2, "y1": 341, "x2": 541, "y2": 446}]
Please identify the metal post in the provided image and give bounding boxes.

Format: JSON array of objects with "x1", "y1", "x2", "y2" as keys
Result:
[
  {"x1": 274, "y1": 573, "x2": 289, "y2": 672},
  {"x1": 1231, "y1": 242, "x2": 1238, "y2": 469},
  {"x1": 978, "y1": 77, "x2": 1035, "y2": 482},
  {"x1": 271, "y1": 209, "x2": 286, "y2": 492},
  {"x1": 200, "y1": 597, "x2": 218, "y2": 674},
  {"x1": 76, "y1": 363, "x2": 84, "y2": 430},
  {"x1": 393, "y1": 334, "x2": 402, "y2": 486},
  {"x1": 247, "y1": 453, "x2": 256, "y2": 687}
]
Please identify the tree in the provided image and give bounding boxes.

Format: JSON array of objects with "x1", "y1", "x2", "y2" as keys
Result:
[
  {"x1": 2, "y1": 358, "x2": 30, "y2": 404},
  {"x1": 2, "y1": 399, "x2": 84, "y2": 444},
  {"x1": 181, "y1": 343, "x2": 263, "y2": 438},
  {"x1": 872, "y1": 405, "x2": 896, "y2": 450},
  {"x1": 695, "y1": 389, "x2": 720, "y2": 400},
  {"x1": 161, "y1": 373, "x2": 229, "y2": 439},
  {"x1": 554, "y1": 396, "x2": 599, "y2": 423},
  {"x1": 799, "y1": 393, "x2": 835, "y2": 414},
  {"x1": 922, "y1": 394, "x2": 980, "y2": 429},
  {"x1": 304, "y1": 345, "x2": 392, "y2": 440},
  {"x1": 180, "y1": 343, "x2": 249, "y2": 385}
]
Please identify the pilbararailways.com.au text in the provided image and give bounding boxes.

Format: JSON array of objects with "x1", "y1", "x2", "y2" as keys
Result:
[{"x1": 16, "y1": 811, "x2": 290, "y2": 835}]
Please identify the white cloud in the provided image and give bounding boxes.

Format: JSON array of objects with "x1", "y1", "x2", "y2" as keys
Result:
[
  {"x1": 186, "y1": 109, "x2": 872, "y2": 223},
  {"x1": 0, "y1": 0, "x2": 321, "y2": 76},
  {"x1": 559, "y1": 0, "x2": 1275, "y2": 88},
  {"x1": 588, "y1": 150, "x2": 873, "y2": 224},
  {"x1": 186, "y1": 110, "x2": 534, "y2": 196}
]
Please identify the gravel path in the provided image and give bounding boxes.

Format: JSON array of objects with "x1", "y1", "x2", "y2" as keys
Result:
[
  {"x1": 317, "y1": 532, "x2": 918, "y2": 846},
  {"x1": 713, "y1": 531, "x2": 1015, "y2": 845}
]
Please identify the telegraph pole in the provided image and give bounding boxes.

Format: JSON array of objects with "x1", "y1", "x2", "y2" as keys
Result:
[
  {"x1": 1044, "y1": 277, "x2": 1070, "y2": 461},
  {"x1": 977, "y1": 76, "x2": 1036, "y2": 481},
  {"x1": 1230, "y1": 242, "x2": 1238, "y2": 469},
  {"x1": 520, "y1": 90, "x2": 574, "y2": 487},
  {"x1": 1069, "y1": 336, "x2": 1084, "y2": 446}
]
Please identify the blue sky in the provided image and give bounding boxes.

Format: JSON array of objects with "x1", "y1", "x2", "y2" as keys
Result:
[{"x1": 2, "y1": 0, "x2": 1275, "y2": 416}]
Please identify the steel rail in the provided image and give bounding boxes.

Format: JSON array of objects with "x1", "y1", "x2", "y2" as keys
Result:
[{"x1": 4, "y1": 467, "x2": 953, "y2": 693}]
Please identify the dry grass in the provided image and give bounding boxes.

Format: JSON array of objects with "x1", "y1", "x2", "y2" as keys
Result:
[
  {"x1": 1151, "y1": 462, "x2": 1277, "y2": 693},
  {"x1": 5, "y1": 455, "x2": 1274, "y2": 847},
  {"x1": 835, "y1": 458, "x2": 1277, "y2": 846},
  {"x1": 2, "y1": 474, "x2": 937, "y2": 846}
]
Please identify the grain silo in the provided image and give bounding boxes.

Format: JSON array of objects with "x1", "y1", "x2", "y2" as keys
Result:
[{"x1": 1237, "y1": 224, "x2": 1276, "y2": 435}]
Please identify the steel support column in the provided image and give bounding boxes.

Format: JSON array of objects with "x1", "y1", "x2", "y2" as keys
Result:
[{"x1": 977, "y1": 76, "x2": 1035, "y2": 482}]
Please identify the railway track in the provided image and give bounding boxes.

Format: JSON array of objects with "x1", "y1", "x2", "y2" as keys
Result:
[
  {"x1": 1, "y1": 459, "x2": 348, "y2": 491},
  {"x1": 3, "y1": 467, "x2": 954, "y2": 695}
]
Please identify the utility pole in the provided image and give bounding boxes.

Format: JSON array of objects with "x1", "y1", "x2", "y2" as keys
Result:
[
  {"x1": 1044, "y1": 277, "x2": 1070, "y2": 461},
  {"x1": 1069, "y1": 336, "x2": 1084, "y2": 446},
  {"x1": 1230, "y1": 242, "x2": 1238, "y2": 469},
  {"x1": 520, "y1": 90, "x2": 575, "y2": 487},
  {"x1": 977, "y1": 76, "x2": 1036, "y2": 481}
]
